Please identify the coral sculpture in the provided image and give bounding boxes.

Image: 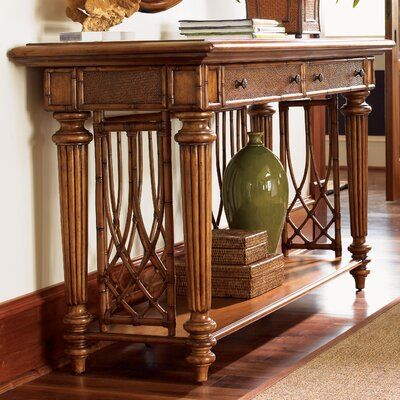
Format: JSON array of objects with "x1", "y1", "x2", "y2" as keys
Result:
[{"x1": 66, "y1": 0, "x2": 141, "y2": 31}]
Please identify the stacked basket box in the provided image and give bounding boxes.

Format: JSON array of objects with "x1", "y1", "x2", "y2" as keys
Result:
[
  {"x1": 176, "y1": 229, "x2": 285, "y2": 299},
  {"x1": 212, "y1": 229, "x2": 268, "y2": 265}
]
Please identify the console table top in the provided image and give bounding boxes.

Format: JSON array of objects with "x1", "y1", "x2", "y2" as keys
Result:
[{"x1": 8, "y1": 38, "x2": 394, "y2": 67}]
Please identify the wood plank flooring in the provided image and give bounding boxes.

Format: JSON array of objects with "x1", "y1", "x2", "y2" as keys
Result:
[{"x1": 2, "y1": 171, "x2": 400, "y2": 400}]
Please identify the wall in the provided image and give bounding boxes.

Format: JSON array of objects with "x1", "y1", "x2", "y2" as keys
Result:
[
  {"x1": 1, "y1": 1, "x2": 55, "y2": 303},
  {"x1": 320, "y1": 0, "x2": 384, "y2": 37}
]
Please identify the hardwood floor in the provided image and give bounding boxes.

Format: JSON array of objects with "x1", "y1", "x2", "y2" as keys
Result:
[{"x1": 2, "y1": 170, "x2": 400, "y2": 400}]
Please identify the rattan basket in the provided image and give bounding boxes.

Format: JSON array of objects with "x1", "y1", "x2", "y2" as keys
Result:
[
  {"x1": 212, "y1": 243, "x2": 268, "y2": 265},
  {"x1": 176, "y1": 253, "x2": 285, "y2": 299},
  {"x1": 212, "y1": 229, "x2": 268, "y2": 249}
]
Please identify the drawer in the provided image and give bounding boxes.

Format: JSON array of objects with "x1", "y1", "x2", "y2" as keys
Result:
[
  {"x1": 223, "y1": 63, "x2": 303, "y2": 105},
  {"x1": 78, "y1": 67, "x2": 167, "y2": 110},
  {"x1": 305, "y1": 59, "x2": 366, "y2": 94}
]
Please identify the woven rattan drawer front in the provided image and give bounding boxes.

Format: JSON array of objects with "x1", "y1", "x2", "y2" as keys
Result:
[
  {"x1": 78, "y1": 67, "x2": 167, "y2": 110},
  {"x1": 306, "y1": 59, "x2": 366, "y2": 94},
  {"x1": 223, "y1": 63, "x2": 303, "y2": 105}
]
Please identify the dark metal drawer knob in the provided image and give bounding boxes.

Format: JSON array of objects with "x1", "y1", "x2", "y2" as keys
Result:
[
  {"x1": 289, "y1": 74, "x2": 301, "y2": 84},
  {"x1": 313, "y1": 73, "x2": 324, "y2": 82},
  {"x1": 354, "y1": 68, "x2": 366, "y2": 78},
  {"x1": 235, "y1": 78, "x2": 248, "y2": 89}
]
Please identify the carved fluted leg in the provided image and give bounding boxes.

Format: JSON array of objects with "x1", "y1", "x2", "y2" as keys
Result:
[
  {"x1": 248, "y1": 103, "x2": 276, "y2": 149},
  {"x1": 52, "y1": 112, "x2": 94, "y2": 373},
  {"x1": 341, "y1": 91, "x2": 371, "y2": 291},
  {"x1": 175, "y1": 112, "x2": 217, "y2": 383}
]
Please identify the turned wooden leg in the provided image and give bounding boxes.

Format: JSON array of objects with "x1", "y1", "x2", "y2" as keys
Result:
[
  {"x1": 175, "y1": 112, "x2": 217, "y2": 383},
  {"x1": 248, "y1": 103, "x2": 276, "y2": 149},
  {"x1": 341, "y1": 91, "x2": 371, "y2": 291},
  {"x1": 52, "y1": 112, "x2": 94, "y2": 373}
]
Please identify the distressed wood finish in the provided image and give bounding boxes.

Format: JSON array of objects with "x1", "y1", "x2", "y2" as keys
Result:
[
  {"x1": 7, "y1": 38, "x2": 394, "y2": 384},
  {"x1": 341, "y1": 91, "x2": 371, "y2": 291},
  {"x1": 52, "y1": 112, "x2": 94, "y2": 374},
  {"x1": 8, "y1": 39, "x2": 391, "y2": 67},
  {"x1": 41, "y1": 58, "x2": 376, "y2": 112},
  {"x1": 175, "y1": 112, "x2": 217, "y2": 382}
]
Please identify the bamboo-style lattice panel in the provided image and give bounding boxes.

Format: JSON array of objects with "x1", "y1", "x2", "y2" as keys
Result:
[
  {"x1": 212, "y1": 107, "x2": 248, "y2": 229},
  {"x1": 93, "y1": 111, "x2": 176, "y2": 336},
  {"x1": 279, "y1": 97, "x2": 342, "y2": 257}
]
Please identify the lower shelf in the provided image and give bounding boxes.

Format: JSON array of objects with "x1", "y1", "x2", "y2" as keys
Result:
[{"x1": 91, "y1": 253, "x2": 362, "y2": 342}]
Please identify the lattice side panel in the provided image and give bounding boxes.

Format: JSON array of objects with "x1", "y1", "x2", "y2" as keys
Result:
[
  {"x1": 212, "y1": 107, "x2": 248, "y2": 229},
  {"x1": 279, "y1": 98, "x2": 342, "y2": 257},
  {"x1": 94, "y1": 112, "x2": 175, "y2": 336}
]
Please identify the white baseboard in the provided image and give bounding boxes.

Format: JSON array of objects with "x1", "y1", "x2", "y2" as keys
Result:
[{"x1": 326, "y1": 135, "x2": 385, "y2": 168}]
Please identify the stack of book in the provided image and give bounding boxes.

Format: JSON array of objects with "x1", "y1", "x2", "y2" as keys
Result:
[
  {"x1": 179, "y1": 18, "x2": 287, "y2": 40},
  {"x1": 175, "y1": 229, "x2": 285, "y2": 299}
]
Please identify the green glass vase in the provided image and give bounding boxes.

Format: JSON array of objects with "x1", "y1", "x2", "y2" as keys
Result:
[{"x1": 222, "y1": 132, "x2": 289, "y2": 253}]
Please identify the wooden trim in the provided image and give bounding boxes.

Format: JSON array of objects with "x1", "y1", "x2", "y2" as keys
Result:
[
  {"x1": 167, "y1": 66, "x2": 202, "y2": 110},
  {"x1": 0, "y1": 243, "x2": 187, "y2": 394},
  {"x1": 385, "y1": 0, "x2": 400, "y2": 200},
  {"x1": 44, "y1": 68, "x2": 77, "y2": 111},
  {"x1": 0, "y1": 272, "x2": 98, "y2": 394},
  {"x1": 368, "y1": 166, "x2": 386, "y2": 171},
  {"x1": 337, "y1": 135, "x2": 385, "y2": 143},
  {"x1": 339, "y1": 165, "x2": 385, "y2": 171}
]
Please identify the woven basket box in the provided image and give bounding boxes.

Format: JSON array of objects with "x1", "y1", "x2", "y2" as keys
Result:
[
  {"x1": 175, "y1": 253, "x2": 285, "y2": 299},
  {"x1": 212, "y1": 229, "x2": 268, "y2": 249},
  {"x1": 212, "y1": 243, "x2": 268, "y2": 266},
  {"x1": 212, "y1": 229, "x2": 268, "y2": 266}
]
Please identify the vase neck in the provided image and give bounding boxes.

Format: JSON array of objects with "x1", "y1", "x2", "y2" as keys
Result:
[{"x1": 247, "y1": 132, "x2": 264, "y2": 146}]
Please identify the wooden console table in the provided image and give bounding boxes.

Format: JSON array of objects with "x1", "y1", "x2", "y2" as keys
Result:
[{"x1": 9, "y1": 38, "x2": 393, "y2": 383}]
